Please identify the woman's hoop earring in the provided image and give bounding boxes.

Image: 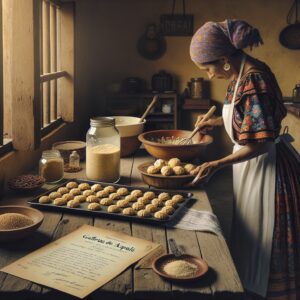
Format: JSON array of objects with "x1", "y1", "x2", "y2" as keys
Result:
[{"x1": 223, "y1": 63, "x2": 231, "y2": 71}]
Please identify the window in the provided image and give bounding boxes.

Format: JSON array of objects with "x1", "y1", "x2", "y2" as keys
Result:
[
  {"x1": 40, "y1": 0, "x2": 74, "y2": 136},
  {"x1": 0, "y1": 0, "x2": 74, "y2": 153}
]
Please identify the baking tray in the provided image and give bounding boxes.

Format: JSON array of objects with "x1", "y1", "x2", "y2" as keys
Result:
[{"x1": 28, "y1": 179, "x2": 193, "y2": 225}]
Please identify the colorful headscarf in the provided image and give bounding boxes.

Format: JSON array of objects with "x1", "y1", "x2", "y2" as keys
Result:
[{"x1": 190, "y1": 19, "x2": 263, "y2": 64}]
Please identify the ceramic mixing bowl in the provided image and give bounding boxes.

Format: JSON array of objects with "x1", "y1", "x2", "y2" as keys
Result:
[{"x1": 138, "y1": 129, "x2": 213, "y2": 161}]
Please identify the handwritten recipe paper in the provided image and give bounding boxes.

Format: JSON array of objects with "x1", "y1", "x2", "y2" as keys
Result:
[{"x1": 1, "y1": 224, "x2": 159, "y2": 298}]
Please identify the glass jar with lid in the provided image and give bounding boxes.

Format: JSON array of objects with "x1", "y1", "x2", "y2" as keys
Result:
[
  {"x1": 39, "y1": 150, "x2": 64, "y2": 183},
  {"x1": 86, "y1": 117, "x2": 120, "y2": 182}
]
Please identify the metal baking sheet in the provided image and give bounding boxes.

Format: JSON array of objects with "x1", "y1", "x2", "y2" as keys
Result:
[{"x1": 28, "y1": 179, "x2": 193, "y2": 225}]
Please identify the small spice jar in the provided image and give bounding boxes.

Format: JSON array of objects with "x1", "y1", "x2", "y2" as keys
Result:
[
  {"x1": 86, "y1": 117, "x2": 120, "y2": 182},
  {"x1": 39, "y1": 150, "x2": 64, "y2": 183},
  {"x1": 69, "y1": 151, "x2": 80, "y2": 169}
]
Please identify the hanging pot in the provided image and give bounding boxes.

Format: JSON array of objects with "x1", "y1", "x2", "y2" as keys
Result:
[{"x1": 279, "y1": 0, "x2": 300, "y2": 49}]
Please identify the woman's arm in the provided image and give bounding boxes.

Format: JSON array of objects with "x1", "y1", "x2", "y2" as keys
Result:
[
  {"x1": 191, "y1": 141, "x2": 273, "y2": 185},
  {"x1": 195, "y1": 116, "x2": 223, "y2": 128}
]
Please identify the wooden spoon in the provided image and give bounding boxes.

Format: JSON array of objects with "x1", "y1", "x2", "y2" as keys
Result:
[{"x1": 139, "y1": 95, "x2": 159, "y2": 123}]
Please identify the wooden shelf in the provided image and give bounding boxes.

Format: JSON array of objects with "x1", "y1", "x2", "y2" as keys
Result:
[{"x1": 105, "y1": 92, "x2": 178, "y2": 130}]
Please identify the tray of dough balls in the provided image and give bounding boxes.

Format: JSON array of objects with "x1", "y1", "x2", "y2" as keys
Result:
[{"x1": 28, "y1": 179, "x2": 193, "y2": 224}]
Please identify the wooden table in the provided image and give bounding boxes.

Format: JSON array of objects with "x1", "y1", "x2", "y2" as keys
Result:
[{"x1": 0, "y1": 150, "x2": 243, "y2": 300}]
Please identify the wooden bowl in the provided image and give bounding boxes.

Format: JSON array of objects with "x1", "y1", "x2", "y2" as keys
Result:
[
  {"x1": 138, "y1": 162, "x2": 194, "y2": 189},
  {"x1": 0, "y1": 206, "x2": 44, "y2": 241},
  {"x1": 152, "y1": 254, "x2": 208, "y2": 281},
  {"x1": 52, "y1": 140, "x2": 86, "y2": 162},
  {"x1": 138, "y1": 130, "x2": 213, "y2": 161}
]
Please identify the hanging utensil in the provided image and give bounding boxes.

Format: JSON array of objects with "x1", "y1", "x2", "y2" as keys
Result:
[
  {"x1": 179, "y1": 105, "x2": 216, "y2": 145},
  {"x1": 279, "y1": 0, "x2": 300, "y2": 50},
  {"x1": 139, "y1": 95, "x2": 159, "y2": 123}
]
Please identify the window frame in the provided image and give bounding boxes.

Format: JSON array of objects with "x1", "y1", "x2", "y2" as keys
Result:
[{"x1": 0, "y1": 0, "x2": 74, "y2": 155}]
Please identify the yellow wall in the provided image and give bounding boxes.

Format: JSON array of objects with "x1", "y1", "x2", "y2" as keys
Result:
[{"x1": 76, "y1": 0, "x2": 300, "y2": 156}]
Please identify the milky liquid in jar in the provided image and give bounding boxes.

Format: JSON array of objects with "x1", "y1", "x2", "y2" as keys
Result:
[
  {"x1": 86, "y1": 117, "x2": 120, "y2": 183},
  {"x1": 86, "y1": 144, "x2": 120, "y2": 182}
]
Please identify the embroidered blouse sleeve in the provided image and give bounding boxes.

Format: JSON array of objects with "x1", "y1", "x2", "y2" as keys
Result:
[{"x1": 234, "y1": 73, "x2": 277, "y2": 144}]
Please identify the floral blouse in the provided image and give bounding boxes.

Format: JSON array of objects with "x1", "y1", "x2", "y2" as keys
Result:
[{"x1": 225, "y1": 70, "x2": 287, "y2": 145}]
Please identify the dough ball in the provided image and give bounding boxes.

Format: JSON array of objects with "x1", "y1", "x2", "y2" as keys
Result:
[
  {"x1": 184, "y1": 163, "x2": 196, "y2": 174},
  {"x1": 107, "y1": 205, "x2": 121, "y2": 213},
  {"x1": 132, "y1": 202, "x2": 145, "y2": 211},
  {"x1": 122, "y1": 208, "x2": 135, "y2": 216},
  {"x1": 143, "y1": 191, "x2": 156, "y2": 200},
  {"x1": 131, "y1": 189, "x2": 143, "y2": 198},
  {"x1": 172, "y1": 194, "x2": 184, "y2": 203},
  {"x1": 88, "y1": 203, "x2": 101, "y2": 211},
  {"x1": 161, "y1": 166, "x2": 174, "y2": 176},
  {"x1": 91, "y1": 184, "x2": 102, "y2": 192},
  {"x1": 104, "y1": 185, "x2": 116, "y2": 193},
  {"x1": 165, "y1": 199, "x2": 177, "y2": 207},
  {"x1": 53, "y1": 198, "x2": 67, "y2": 206},
  {"x1": 66, "y1": 181, "x2": 78, "y2": 189},
  {"x1": 67, "y1": 199, "x2": 80, "y2": 208},
  {"x1": 168, "y1": 158, "x2": 181, "y2": 168},
  {"x1": 158, "y1": 192, "x2": 170, "y2": 201},
  {"x1": 116, "y1": 199, "x2": 130, "y2": 208},
  {"x1": 145, "y1": 204, "x2": 158, "y2": 213},
  {"x1": 154, "y1": 159, "x2": 166, "y2": 169},
  {"x1": 125, "y1": 195, "x2": 137, "y2": 202},
  {"x1": 74, "y1": 195, "x2": 86, "y2": 203},
  {"x1": 39, "y1": 196, "x2": 51, "y2": 204},
  {"x1": 49, "y1": 191, "x2": 62, "y2": 200},
  {"x1": 154, "y1": 211, "x2": 169, "y2": 220},
  {"x1": 137, "y1": 197, "x2": 151, "y2": 205},
  {"x1": 147, "y1": 165, "x2": 160, "y2": 174},
  {"x1": 151, "y1": 198, "x2": 164, "y2": 207},
  {"x1": 78, "y1": 183, "x2": 90, "y2": 191},
  {"x1": 109, "y1": 192, "x2": 121, "y2": 200},
  {"x1": 100, "y1": 197, "x2": 114, "y2": 206},
  {"x1": 161, "y1": 205, "x2": 175, "y2": 215},
  {"x1": 137, "y1": 209, "x2": 151, "y2": 217},
  {"x1": 86, "y1": 195, "x2": 99, "y2": 203},
  {"x1": 173, "y1": 166, "x2": 186, "y2": 175},
  {"x1": 57, "y1": 187, "x2": 69, "y2": 195},
  {"x1": 69, "y1": 188, "x2": 81, "y2": 196},
  {"x1": 82, "y1": 190, "x2": 94, "y2": 197},
  {"x1": 62, "y1": 193, "x2": 74, "y2": 202},
  {"x1": 96, "y1": 190, "x2": 109, "y2": 198},
  {"x1": 117, "y1": 187, "x2": 129, "y2": 196}
]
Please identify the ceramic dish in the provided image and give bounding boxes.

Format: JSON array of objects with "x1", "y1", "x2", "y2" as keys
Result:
[
  {"x1": 52, "y1": 140, "x2": 86, "y2": 162},
  {"x1": 138, "y1": 162, "x2": 194, "y2": 189},
  {"x1": 111, "y1": 116, "x2": 146, "y2": 157},
  {"x1": 0, "y1": 206, "x2": 44, "y2": 241},
  {"x1": 152, "y1": 253, "x2": 208, "y2": 281},
  {"x1": 138, "y1": 130, "x2": 213, "y2": 161},
  {"x1": 8, "y1": 174, "x2": 45, "y2": 192}
]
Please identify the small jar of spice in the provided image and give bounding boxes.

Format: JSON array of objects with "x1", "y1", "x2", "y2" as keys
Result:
[{"x1": 39, "y1": 150, "x2": 64, "y2": 183}]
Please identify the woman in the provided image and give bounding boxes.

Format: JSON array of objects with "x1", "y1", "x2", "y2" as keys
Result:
[{"x1": 189, "y1": 20, "x2": 300, "y2": 300}]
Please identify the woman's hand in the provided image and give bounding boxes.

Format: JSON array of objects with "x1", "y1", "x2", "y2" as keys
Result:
[
  {"x1": 195, "y1": 116, "x2": 223, "y2": 134},
  {"x1": 189, "y1": 161, "x2": 221, "y2": 185}
]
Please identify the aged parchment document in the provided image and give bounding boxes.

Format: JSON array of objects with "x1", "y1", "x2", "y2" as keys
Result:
[{"x1": 1, "y1": 224, "x2": 159, "y2": 298}]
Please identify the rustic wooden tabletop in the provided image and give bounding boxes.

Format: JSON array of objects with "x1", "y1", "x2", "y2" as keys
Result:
[{"x1": 0, "y1": 150, "x2": 243, "y2": 300}]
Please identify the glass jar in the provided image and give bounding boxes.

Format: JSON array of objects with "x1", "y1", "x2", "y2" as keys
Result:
[
  {"x1": 69, "y1": 151, "x2": 80, "y2": 169},
  {"x1": 39, "y1": 150, "x2": 64, "y2": 183},
  {"x1": 86, "y1": 117, "x2": 120, "y2": 182},
  {"x1": 190, "y1": 77, "x2": 203, "y2": 99}
]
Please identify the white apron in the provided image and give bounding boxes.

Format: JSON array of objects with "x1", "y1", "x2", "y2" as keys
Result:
[{"x1": 222, "y1": 56, "x2": 276, "y2": 297}]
